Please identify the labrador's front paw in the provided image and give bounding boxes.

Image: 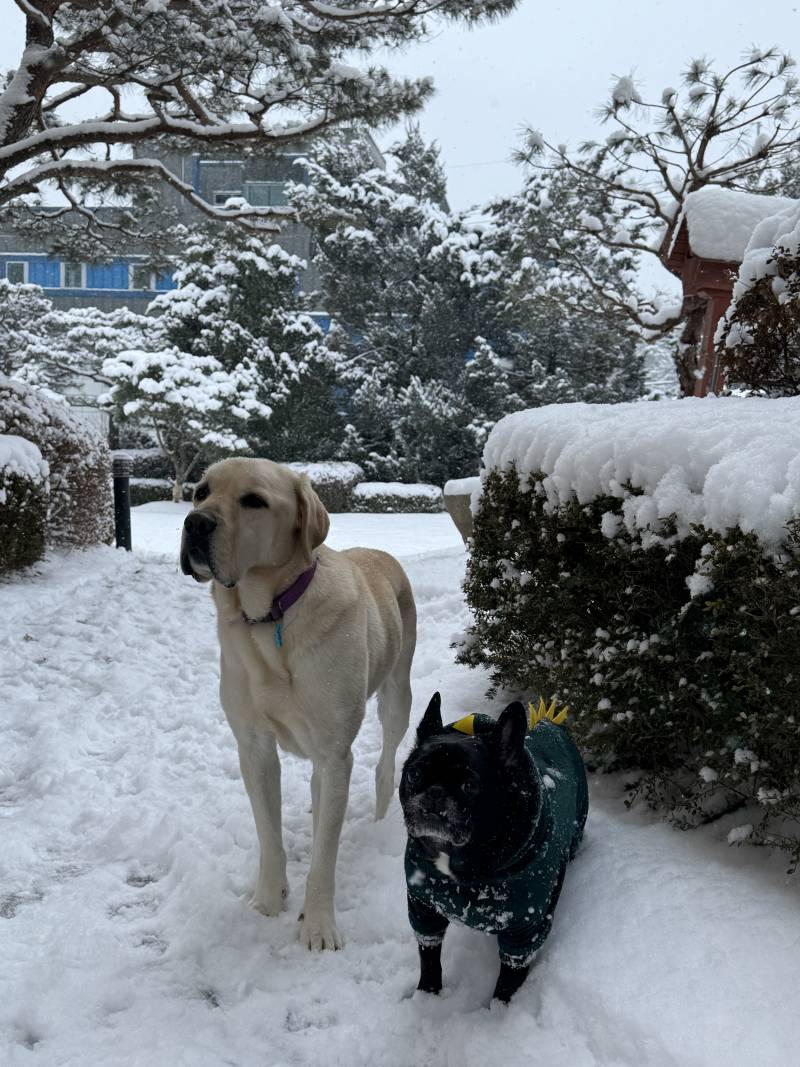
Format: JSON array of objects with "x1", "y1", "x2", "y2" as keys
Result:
[
  {"x1": 249, "y1": 878, "x2": 289, "y2": 917},
  {"x1": 298, "y1": 909, "x2": 343, "y2": 951}
]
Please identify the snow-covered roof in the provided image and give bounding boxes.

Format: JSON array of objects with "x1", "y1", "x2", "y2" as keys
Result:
[
  {"x1": 677, "y1": 187, "x2": 798, "y2": 263},
  {"x1": 478, "y1": 397, "x2": 800, "y2": 549}
]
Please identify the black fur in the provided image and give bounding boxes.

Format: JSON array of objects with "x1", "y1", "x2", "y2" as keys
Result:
[{"x1": 400, "y1": 694, "x2": 539, "y2": 1002}]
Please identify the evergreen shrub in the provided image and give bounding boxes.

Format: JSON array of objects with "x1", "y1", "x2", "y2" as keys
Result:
[
  {"x1": 0, "y1": 379, "x2": 113, "y2": 547},
  {"x1": 0, "y1": 435, "x2": 49, "y2": 573},
  {"x1": 284, "y1": 462, "x2": 364, "y2": 513},
  {"x1": 459, "y1": 466, "x2": 800, "y2": 868},
  {"x1": 113, "y1": 448, "x2": 172, "y2": 480},
  {"x1": 352, "y1": 481, "x2": 444, "y2": 513}
]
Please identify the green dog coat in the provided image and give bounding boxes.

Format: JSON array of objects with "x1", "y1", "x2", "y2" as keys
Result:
[{"x1": 405, "y1": 716, "x2": 588, "y2": 968}]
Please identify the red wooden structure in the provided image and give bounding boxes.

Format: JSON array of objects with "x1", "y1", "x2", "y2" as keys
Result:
[
  {"x1": 663, "y1": 223, "x2": 737, "y2": 396},
  {"x1": 662, "y1": 187, "x2": 795, "y2": 396}
]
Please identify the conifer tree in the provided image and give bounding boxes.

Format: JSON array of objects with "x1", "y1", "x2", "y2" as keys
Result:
[{"x1": 153, "y1": 225, "x2": 346, "y2": 461}]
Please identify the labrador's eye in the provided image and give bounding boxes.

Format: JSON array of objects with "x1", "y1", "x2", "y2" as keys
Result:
[
  {"x1": 240, "y1": 493, "x2": 268, "y2": 508},
  {"x1": 194, "y1": 484, "x2": 209, "y2": 502}
]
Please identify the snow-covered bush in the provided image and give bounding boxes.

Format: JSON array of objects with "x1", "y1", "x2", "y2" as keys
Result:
[
  {"x1": 352, "y1": 482, "x2": 444, "y2": 513},
  {"x1": 459, "y1": 399, "x2": 800, "y2": 866},
  {"x1": 0, "y1": 379, "x2": 112, "y2": 548},
  {"x1": 129, "y1": 478, "x2": 193, "y2": 507},
  {"x1": 112, "y1": 448, "x2": 171, "y2": 481},
  {"x1": 718, "y1": 198, "x2": 800, "y2": 395},
  {"x1": 283, "y1": 462, "x2": 364, "y2": 512},
  {"x1": 0, "y1": 434, "x2": 49, "y2": 573}
]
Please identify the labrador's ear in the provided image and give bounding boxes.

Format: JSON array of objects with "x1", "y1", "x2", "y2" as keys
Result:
[
  {"x1": 416, "y1": 692, "x2": 443, "y2": 743},
  {"x1": 295, "y1": 474, "x2": 329, "y2": 564},
  {"x1": 495, "y1": 702, "x2": 528, "y2": 769}
]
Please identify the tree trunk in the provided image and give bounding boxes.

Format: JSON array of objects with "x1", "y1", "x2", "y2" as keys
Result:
[
  {"x1": 172, "y1": 479, "x2": 183, "y2": 503},
  {"x1": 674, "y1": 294, "x2": 708, "y2": 397}
]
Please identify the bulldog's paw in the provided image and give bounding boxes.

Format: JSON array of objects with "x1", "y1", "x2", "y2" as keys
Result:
[
  {"x1": 298, "y1": 909, "x2": 343, "y2": 951},
  {"x1": 249, "y1": 879, "x2": 289, "y2": 917}
]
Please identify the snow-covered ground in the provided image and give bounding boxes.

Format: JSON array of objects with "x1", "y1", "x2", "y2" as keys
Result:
[
  {"x1": 131, "y1": 500, "x2": 462, "y2": 558},
  {"x1": 2, "y1": 508, "x2": 799, "y2": 1066}
]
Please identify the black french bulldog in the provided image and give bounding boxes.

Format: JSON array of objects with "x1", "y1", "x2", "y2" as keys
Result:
[{"x1": 399, "y1": 692, "x2": 588, "y2": 1004}]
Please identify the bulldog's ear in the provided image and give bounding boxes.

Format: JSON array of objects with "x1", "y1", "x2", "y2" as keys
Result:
[
  {"x1": 295, "y1": 474, "x2": 329, "y2": 565},
  {"x1": 416, "y1": 692, "x2": 443, "y2": 743},
  {"x1": 496, "y1": 702, "x2": 528, "y2": 768}
]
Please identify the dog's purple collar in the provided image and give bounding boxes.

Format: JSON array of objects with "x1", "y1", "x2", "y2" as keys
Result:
[{"x1": 241, "y1": 559, "x2": 318, "y2": 626}]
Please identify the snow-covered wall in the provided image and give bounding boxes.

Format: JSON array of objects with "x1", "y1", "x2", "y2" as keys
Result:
[
  {"x1": 478, "y1": 398, "x2": 800, "y2": 548},
  {"x1": 678, "y1": 186, "x2": 797, "y2": 263}
]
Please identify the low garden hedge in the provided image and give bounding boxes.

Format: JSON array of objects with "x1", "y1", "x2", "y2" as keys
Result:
[
  {"x1": 130, "y1": 478, "x2": 195, "y2": 506},
  {"x1": 459, "y1": 399, "x2": 800, "y2": 868},
  {"x1": 352, "y1": 481, "x2": 444, "y2": 514},
  {"x1": 284, "y1": 461, "x2": 364, "y2": 512}
]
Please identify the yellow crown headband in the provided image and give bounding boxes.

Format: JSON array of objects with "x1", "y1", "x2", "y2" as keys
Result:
[
  {"x1": 450, "y1": 696, "x2": 568, "y2": 736},
  {"x1": 528, "y1": 696, "x2": 569, "y2": 727}
]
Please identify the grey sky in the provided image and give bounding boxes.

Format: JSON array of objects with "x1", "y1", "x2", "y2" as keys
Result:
[{"x1": 385, "y1": 0, "x2": 800, "y2": 209}]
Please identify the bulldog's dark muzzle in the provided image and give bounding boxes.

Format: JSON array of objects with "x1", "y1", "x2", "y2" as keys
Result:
[{"x1": 181, "y1": 510, "x2": 218, "y2": 578}]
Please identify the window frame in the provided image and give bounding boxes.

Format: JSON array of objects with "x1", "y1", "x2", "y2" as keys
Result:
[
  {"x1": 130, "y1": 263, "x2": 154, "y2": 291},
  {"x1": 62, "y1": 261, "x2": 84, "y2": 289},
  {"x1": 6, "y1": 261, "x2": 27, "y2": 284},
  {"x1": 213, "y1": 189, "x2": 243, "y2": 207},
  {"x1": 243, "y1": 180, "x2": 288, "y2": 207}
]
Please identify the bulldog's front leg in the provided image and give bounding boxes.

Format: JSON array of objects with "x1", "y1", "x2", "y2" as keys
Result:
[
  {"x1": 417, "y1": 943, "x2": 443, "y2": 994},
  {"x1": 299, "y1": 748, "x2": 353, "y2": 950},
  {"x1": 492, "y1": 962, "x2": 531, "y2": 1004}
]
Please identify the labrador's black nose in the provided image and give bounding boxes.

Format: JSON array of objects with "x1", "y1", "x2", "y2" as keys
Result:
[{"x1": 183, "y1": 510, "x2": 218, "y2": 540}]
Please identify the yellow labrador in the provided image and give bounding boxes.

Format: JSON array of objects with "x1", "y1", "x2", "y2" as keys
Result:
[{"x1": 180, "y1": 458, "x2": 416, "y2": 950}]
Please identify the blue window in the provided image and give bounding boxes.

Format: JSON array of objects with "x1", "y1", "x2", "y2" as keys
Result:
[
  {"x1": 29, "y1": 259, "x2": 60, "y2": 287},
  {"x1": 86, "y1": 261, "x2": 130, "y2": 289},
  {"x1": 155, "y1": 270, "x2": 174, "y2": 291}
]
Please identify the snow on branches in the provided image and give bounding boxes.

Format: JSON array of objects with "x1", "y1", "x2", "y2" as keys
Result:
[
  {"x1": 101, "y1": 345, "x2": 269, "y2": 499},
  {"x1": 518, "y1": 48, "x2": 800, "y2": 338},
  {"x1": 2, "y1": 0, "x2": 518, "y2": 238}
]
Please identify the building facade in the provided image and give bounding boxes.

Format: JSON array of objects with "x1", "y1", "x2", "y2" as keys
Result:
[{"x1": 0, "y1": 132, "x2": 383, "y2": 314}]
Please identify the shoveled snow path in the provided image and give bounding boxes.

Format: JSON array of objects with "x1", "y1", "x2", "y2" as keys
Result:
[{"x1": 1, "y1": 533, "x2": 799, "y2": 1066}]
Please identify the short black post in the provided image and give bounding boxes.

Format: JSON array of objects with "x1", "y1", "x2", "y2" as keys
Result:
[{"x1": 113, "y1": 454, "x2": 132, "y2": 551}]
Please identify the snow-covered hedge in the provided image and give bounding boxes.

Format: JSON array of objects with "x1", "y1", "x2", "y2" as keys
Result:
[
  {"x1": 0, "y1": 434, "x2": 49, "y2": 573},
  {"x1": 129, "y1": 478, "x2": 195, "y2": 507},
  {"x1": 717, "y1": 195, "x2": 800, "y2": 395},
  {"x1": 112, "y1": 447, "x2": 171, "y2": 481},
  {"x1": 459, "y1": 399, "x2": 800, "y2": 865},
  {"x1": 0, "y1": 378, "x2": 113, "y2": 547},
  {"x1": 352, "y1": 481, "x2": 444, "y2": 513},
  {"x1": 284, "y1": 461, "x2": 364, "y2": 513}
]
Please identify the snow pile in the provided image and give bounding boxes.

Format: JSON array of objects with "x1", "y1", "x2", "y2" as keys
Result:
[
  {"x1": 677, "y1": 186, "x2": 797, "y2": 263},
  {"x1": 444, "y1": 476, "x2": 480, "y2": 497},
  {"x1": 355, "y1": 482, "x2": 442, "y2": 501},
  {"x1": 285, "y1": 461, "x2": 365, "y2": 483},
  {"x1": 0, "y1": 434, "x2": 47, "y2": 481},
  {"x1": 478, "y1": 397, "x2": 800, "y2": 548}
]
